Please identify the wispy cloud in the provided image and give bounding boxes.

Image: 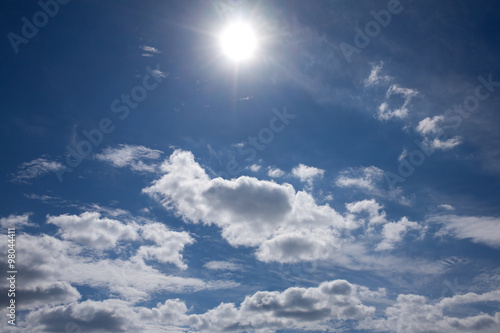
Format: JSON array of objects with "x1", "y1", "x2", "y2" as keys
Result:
[
  {"x1": 95, "y1": 144, "x2": 162, "y2": 173},
  {"x1": 12, "y1": 157, "x2": 64, "y2": 182}
]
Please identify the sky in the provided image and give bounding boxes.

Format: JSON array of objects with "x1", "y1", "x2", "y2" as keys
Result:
[{"x1": 1, "y1": 0, "x2": 500, "y2": 332}]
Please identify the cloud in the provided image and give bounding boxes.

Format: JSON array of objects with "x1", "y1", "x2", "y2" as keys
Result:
[
  {"x1": 361, "y1": 290, "x2": 500, "y2": 333},
  {"x1": 345, "y1": 199, "x2": 387, "y2": 225},
  {"x1": 95, "y1": 144, "x2": 162, "y2": 172},
  {"x1": 47, "y1": 212, "x2": 139, "y2": 250},
  {"x1": 431, "y1": 215, "x2": 500, "y2": 248},
  {"x1": 364, "y1": 62, "x2": 392, "y2": 87},
  {"x1": 190, "y1": 279, "x2": 376, "y2": 332},
  {"x1": 268, "y1": 167, "x2": 285, "y2": 178},
  {"x1": 12, "y1": 157, "x2": 64, "y2": 182},
  {"x1": 377, "y1": 84, "x2": 418, "y2": 121},
  {"x1": 292, "y1": 164, "x2": 325, "y2": 185},
  {"x1": 438, "y1": 204, "x2": 455, "y2": 211},
  {"x1": 142, "y1": 150, "x2": 437, "y2": 274},
  {"x1": 426, "y1": 136, "x2": 463, "y2": 150},
  {"x1": 247, "y1": 164, "x2": 262, "y2": 172},
  {"x1": 416, "y1": 116, "x2": 444, "y2": 135},
  {"x1": 204, "y1": 261, "x2": 244, "y2": 271},
  {"x1": 132, "y1": 222, "x2": 194, "y2": 269},
  {"x1": 0, "y1": 212, "x2": 36, "y2": 229},
  {"x1": 376, "y1": 217, "x2": 421, "y2": 251}
]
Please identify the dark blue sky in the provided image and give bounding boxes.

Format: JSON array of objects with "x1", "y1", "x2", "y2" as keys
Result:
[{"x1": 1, "y1": 1, "x2": 500, "y2": 332}]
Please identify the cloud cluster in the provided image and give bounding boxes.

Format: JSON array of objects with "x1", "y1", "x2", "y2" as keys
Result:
[{"x1": 95, "y1": 144, "x2": 162, "y2": 173}]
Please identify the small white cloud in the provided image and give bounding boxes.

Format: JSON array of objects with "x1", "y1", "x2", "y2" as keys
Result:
[
  {"x1": 416, "y1": 115, "x2": 444, "y2": 135},
  {"x1": 364, "y1": 62, "x2": 392, "y2": 87},
  {"x1": 268, "y1": 167, "x2": 285, "y2": 178},
  {"x1": 376, "y1": 217, "x2": 420, "y2": 251},
  {"x1": 12, "y1": 157, "x2": 64, "y2": 182},
  {"x1": 204, "y1": 261, "x2": 244, "y2": 271},
  {"x1": 398, "y1": 149, "x2": 408, "y2": 162},
  {"x1": 377, "y1": 84, "x2": 418, "y2": 120},
  {"x1": 0, "y1": 213, "x2": 36, "y2": 229},
  {"x1": 140, "y1": 45, "x2": 160, "y2": 56},
  {"x1": 247, "y1": 164, "x2": 261, "y2": 172},
  {"x1": 336, "y1": 166, "x2": 384, "y2": 191},
  {"x1": 438, "y1": 204, "x2": 455, "y2": 211},
  {"x1": 292, "y1": 163, "x2": 325, "y2": 184},
  {"x1": 429, "y1": 136, "x2": 462, "y2": 150},
  {"x1": 95, "y1": 144, "x2": 162, "y2": 173}
]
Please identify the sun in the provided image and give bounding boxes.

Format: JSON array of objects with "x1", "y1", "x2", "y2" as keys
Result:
[{"x1": 220, "y1": 22, "x2": 257, "y2": 62}]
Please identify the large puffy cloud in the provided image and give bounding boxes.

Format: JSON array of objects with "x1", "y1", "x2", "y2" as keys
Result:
[
  {"x1": 143, "y1": 150, "x2": 439, "y2": 276},
  {"x1": 431, "y1": 215, "x2": 500, "y2": 248},
  {"x1": 47, "y1": 212, "x2": 138, "y2": 249},
  {"x1": 361, "y1": 290, "x2": 500, "y2": 333},
  {"x1": 143, "y1": 150, "x2": 347, "y2": 257},
  {"x1": 2, "y1": 232, "x2": 235, "y2": 306}
]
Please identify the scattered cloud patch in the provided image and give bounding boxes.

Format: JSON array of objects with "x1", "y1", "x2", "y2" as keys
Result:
[
  {"x1": 95, "y1": 144, "x2": 162, "y2": 173},
  {"x1": 12, "y1": 157, "x2": 64, "y2": 182},
  {"x1": 377, "y1": 84, "x2": 418, "y2": 121},
  {"x1": 432, "y1": 215, "x2": 500, "y2": 249},
  {"x1": 0, "y1": 212, "x2": 36, "y2": 229},
  {"x1": 364, "y1": 62, "x2": 392, "y2": 87},
  {"x1": 204, "y1": 261, "x2": 244, "y2": 271},
  {"x1": 292, "y1": 163, "x2": 325, "y2": 185},
  {"x1": 268, "y1": 167, "x2": 285, "y2": 178}
]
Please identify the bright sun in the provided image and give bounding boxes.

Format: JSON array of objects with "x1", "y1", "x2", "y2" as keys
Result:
[{"x1": 220, "y1": 22, "x2": 257, "y2": 62}]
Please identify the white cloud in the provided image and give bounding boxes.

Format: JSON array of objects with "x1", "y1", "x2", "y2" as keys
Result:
[
  {"x1": 190, "y1": 279, "x2": 376, "y2": 332},
  {"x1": 336, "y1": 166, "x2": 384, "y2": 191},
  {"x1": 438, "y1": 204, "x2": 455, "y2": 211},
  {"x1": 364, "y1": 62, "x2": 392, "y2": 87},
  {"x1": 428, "y1": 136, "x2": 463, "y2": 150},
  {"x1": 0, "y1": 233, "x2": 234, "y2": 305},
  {"x1": 267, "y1": 167, "x2": 285, "y2": 178},
  {"x1": 431, "y1": 215, "x2": 500, "y2": 248},
  {"x1": 292, "y1": 164, "x2": 325, "y2": 185},
  {"x1": 0, "y1": 212, "x2": 36, "y2": 229},
  {"x1": 12, "y1": 157, "x2": 64, "y2": 182},
  {"x1": 398, "y1": 149, "x2": 408, "y2": 162},
  {"x1": 204, "y1": 261, "x2": 244, "y2": 271},
  {"x1": 95, "y1": 144, "x2": 162, "y2": 172},
  {"x1": 361, "y1": 290, "x2": 500, "y2": 333},
  {"x1": 47, "y1": 212, "x2": 139, "y2": 250},
  {"x1": 142, "y1": 150, "x2": 436, "y2": 274},
  {"x1": 247, "y1": 164, "x2": 262, "y2": 172},
  {"x1": 346, "y1": 199, "x2": 387, "y2": 225},
  {"x1": 377, "y1": 84, "x2": 418, "y2": 120},
  {"x1": 376, "y1": 217, "x2": 420, "y2": 251},
  {"x1": 133, "y1": 223, "x2": 194, "y2": 269},
  {"x1": 141, "y1": 45, "x2": 160, "y2": 53},
  {"x1": 416, "y1": 115, "x2": 444, "y2": 135}
]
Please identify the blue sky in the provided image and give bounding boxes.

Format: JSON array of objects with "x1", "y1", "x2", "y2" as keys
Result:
[{"x1": 1, "y1": 0, "x2": 500, "y2": 332}]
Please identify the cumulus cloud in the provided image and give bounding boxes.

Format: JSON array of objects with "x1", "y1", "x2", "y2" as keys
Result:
[
  {"x1": 247, "y1": 164, "x2": 262, "y2": 172},
  {"x1": 0, "y1": 212, "x2": 36, "y2": 229},
  {"x1": 336, "y1": 166, "x2": 384, "y2": 191},
  {"x1": 143, "y1": 150, "x2": 350, "y2": 263},
  {"x1": 364, "y1": 62, "x2": 392, "y2": 87},
  {"x1": 12, "y1": 157, "x2": 64, "y2": 182},
  {"x1": 133, "y1": 223, "x2": 194, "y2": 269},
  {"x1": 142, "y1": 150, "x2": 436, "y2": 274},
  {"x1": 292, "y1": 164, "x2": 325, "y2": 185},
  {"x1": 377, "y1": 84, "x2": 418, "y2": 121},
  {"x1": 427, "y1": 136, "x2": 463, "y2": 150},
  {"x1": 95, "y1": 144, "x2": 162, "y2": 173},
  {"x1": 376, "y1": 217, "x2": 420, "y2": 251},
  {"x1": 361, "y1": 290, "x2": 500, "y2": 333},
  {"x1": 47, "y1": 212, "x2": 139, "y2": 250},
  {"x1": 431, "y1": 215, "x2": 500, "y2": 248},
  {"x1": 268, "y1": 167, "x2": 285, "y2": 178},
  {"x1": 416, "y1": 116, "x2": 444, "y2": 135}
]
